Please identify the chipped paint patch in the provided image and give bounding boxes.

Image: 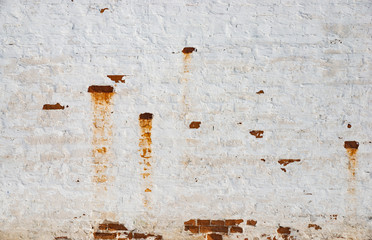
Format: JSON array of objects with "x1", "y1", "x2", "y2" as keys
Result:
[
  {"x1": 250, "y1": 130, "x2": 264, "y2": 138},
  {"x1": 100, "y1": 8, "x2": 109, "y2": 13},
  {"x1": 107, "y1": 75, "x2": 125, "y2": 83},
  {"x1": 308, "y1": 224, "x2": 322, "y2": 230},
  {"x1": 278, "y1": 159, "x2": 301, "y2": 166},
  {"x1": 95, "y1": 221, "x2": 162, "y2": 239},
  {"x1": 189, "y1": 121, "x2": 201, "y2": 129},
  {"x1": 42, "y1": 103, "x2": 65, "y2": 110}
]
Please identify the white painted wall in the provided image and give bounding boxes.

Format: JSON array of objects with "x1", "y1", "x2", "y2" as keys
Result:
[{"x1": 0, "y1": 0, "x2": 371, "y2": 239}]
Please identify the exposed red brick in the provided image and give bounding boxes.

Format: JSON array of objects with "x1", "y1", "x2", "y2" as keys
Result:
[
  {"x1": 225, "y1": 219, "x2": 243, "y2": 226},
  {"x1": 184, "y1": 219, "x2": 196, "y2": 226},
  {"x1": 278, "y1": 159, "x2": 300, "y2": 166},
  {"x1": 247, "y1": 219, "x2": 257, "y2": 226},
  {"x1": 308, "y1": 224, "x2": 322, "y2": 230},
  {"x1": 108, "y1": 223, "x2": 127, "y2": 231},
  {"x1": 184, "y1": 226, "x2": 199, "y2": 234},
  {"x1": 107, "y1": 75, "x2": 126, "y2": 83},
  {"x1": 250, "y1": 130, "x2": 264, "y2": 138},
  {"x1": 139, "y1": 112, "x2": 153, "y2": 120},
  {"x1": 98, "y1": 224, "x2": 108, "y2": 230},
  {"x1": 189, "y1": 121, "x2": 201, "y2": 129},
  {"x1": 197, "y1": 219, "x2": 210, "y2": 226},
  {"x1": 88, "y1": 85, "x2": 114, "y2": 93},
  {"x1": 93, "y1": 232, "x2": 116, "y2": 239},
  {"x1": 182, "y1": 47, "x2": 196, "y2": 54},
  {"x1": 100, "y1": 8, "x2": 109, "y2": 13},
  {"x1": 277, "y1": 226, "x2": 291, "y2": 235},
  {"x1": 344, "y1": 141, "x2": 359, "y2": 149},
  {"x1": 230, "y1": 226, "x2": 243, "y2": 233},
  {"x1": 42, "y1": 103, "x2": 65, "y2": 110},
  {"x1": 207, "y1": 233, "x2": 222, "y2": 240},
  {"x1": 211, "y1": 220, "x2": 225, "y2": 226},
  {"x1": 200, "y1": 226, "x2": 228, "y2": 234}
]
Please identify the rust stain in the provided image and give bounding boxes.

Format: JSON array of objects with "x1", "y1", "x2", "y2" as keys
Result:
[
  {"x1": 308, "y1": 224, "x2": 322, "y2": 230},
  {"x1": 100, "y1": 8, "x2": 109, "y2": 13},
  {"x1": 42, "y1": 103, "x2": 65, "y2": 110},
  {"x1": 278, "y1": 159, "x2": 301, "y2": 166},
  {"x1": 344, "y1": 141, "x2": 359, "y2": 194},
  {"x1": 139, "y1": 112, "x2": 153, "y2": 207},
  {"x1": 347, "y1": 124, "x2": 352, "y2": 128},
  {"x1": 189, "y1": 121, "x2": 201, "y2": 129},
  {"x1": 107, "y1": 75, "x2": 125, "y2": 83},
  {"x1": 256, "y1": 90, "x2": 264, "y2": 94},
  {"x1": 246, "y1": 220, "x2": 257, "y2": 226},
  {"x1": 88, "y1": 85, "x2": 114, "y2": 184},
  {"x1": 183, "y1": 47, "x2": 196, "y2": 74},
  {"x1": 250, "y1": 130, "x2": 264, "y2": 138}
]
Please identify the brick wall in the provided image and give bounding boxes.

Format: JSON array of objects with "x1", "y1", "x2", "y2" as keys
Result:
[{"x1": 0, "y1": 0, "x2": 371, "y2": 239}]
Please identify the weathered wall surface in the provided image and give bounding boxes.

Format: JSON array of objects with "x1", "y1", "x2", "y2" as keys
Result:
[{"x1": 0, "y1": 0, "x2": 371, "y2": 239}]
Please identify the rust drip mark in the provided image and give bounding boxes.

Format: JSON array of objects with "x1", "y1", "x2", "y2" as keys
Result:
[
  {"x1": 344, "y1": 141, "x2": 359, "y2": 194},
  {"x1": 247, "y1": 220, "x2": 257, "y2": 226},
  {"x1": 189, "y1": 121, "x2": 201, "y2": 129},
  {"x1": 100, "y1": 8, "x2": 109, "y2": 13},
  {"x1": 107, "y1": 75, "x2": 125, "y2": 83},
  {"x1": 347, "y1": 124, "x2": 352, "y2": 128},
  {"x1": 88, "y1": 85, "x2": 114, "y2": 184},
  {"x1": 250, "y1": 130, "x2": 264, "y2": 138},
  {"x1": 256, "y1": 90, "x2": 264, "y2": 94},
  {"x1": 95, "y1": 221, "x2": 162, "y2": 239},
  {"x1": 308, "y1": 224, "x2": 322, "y2": 230},
  {"x1": 139, "y1": 113, "x2": 153, "y2": 207},
  {"x1": 42, "y1": 103, "x2": 65, "y2": 110},
  {"x1": 278, "y1": 159, "x2": 301, "y2": 166},
  {"x1": 183, "y1": 47, "x2": 196, "y2": 74}
]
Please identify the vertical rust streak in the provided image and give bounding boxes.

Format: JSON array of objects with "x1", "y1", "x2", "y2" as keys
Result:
[
  {"x1": 89, "y1": 86, "x2": 114, "y2": 185},
  {"x1": 139, "y1": 113, "x2": 153, "y2": 207},
  {"x1": 344, "y1": 141, "x2": 359, "y2": 194}
]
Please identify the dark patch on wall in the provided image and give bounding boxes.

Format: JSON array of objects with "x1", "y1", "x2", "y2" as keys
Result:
[
  {"x1": 43, "y1": 103, "x2": 65, "y2": 110},
  {"x1": 182, "y1": 47, "x2": 196, "y2": 54},
  {"x1": 250, "y1": 130, "x2": 264, "y2": 138},
  {"x1": 247, "y1": 220, "x2": 257, "y2": 226},
  {"x1": 344, "y1": 141, "x2": 359, "y2": 149},
  {"x1": 281, "y1": 168, "x2": 287, "y2": 172},
  {"x1": 139, "y1": 112, "x2": 153, "y2": 120},
  {"x1": 189, "y1": 121, "x2": 201, "y2": 129},
  {"x1": 107, "y1": 75, "x2": 125, "y2": 83},
  {"x1": 277, "y1": 226, "x2": 292, "y2": 240},
  {"x1": 347, "y1": 124, "x2": 351, "y2": 128},
  {"x1": 261, "y1": 159, "x2": 266, "y2": 162},
  {"x1": 88, "y1": 85, "x2": 114, "y2": 93},
  {"x1": 55, "y1": 237, "x2": 70, "y2": 240},
  {"x1": 278, "y1": 159, "x2": 301, "y2": 166},
  {"x1": 100, "y1": 8, "x2": 109, "y2": 13},
  {"x1": 308, "y1": 224, "x2": 322, "y2": 230},
  {"x1": 256, "y1": 90, "x2": 264, "y2": 94},
  {"x1": 95, "y1": 221, "x2": 162, "y2": 239}
]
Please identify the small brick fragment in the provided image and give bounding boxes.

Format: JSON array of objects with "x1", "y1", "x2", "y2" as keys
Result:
[
  {"x1": 230, "y1": 226, "x2": 243, "y2": 233},
  {"x1": 184, "y1": 219, "x2": 196, "y2": 226},
  {"x1": 185, "y1": 226, "x2": 199, "y2": 234},
  {"x1": 42, "y1": 103, "x2": 65, "y2": 110},
  {"x1": 211, "y1": 220, "x2": 225, "y2": 226},
  {"x1": 250, "y1": 130, "x2": 264, "y2": 138},
  {"x1": 182, "y1": 47, "x2": 196, "y2": 54},
  {"x1": 139, "y1": 112, "x2": 153, "y2": 120},
  {"x1": 108, "y1": 223, "x2": 127, "y2": 231},
  {"x1": 88, "y1": 85, "x2": 114, "y2": 93},
  {"x1": 256, "y1": 90, "x2": 264, "y2": 94},
  {"x1": 197, "y1": 219, "x2": 210, "y2": 226},
  {"x1": 225, "y1": 219, "x2": 244, "y2": 226},
  {"x1": 200, "y1": 226, "x2": 228, "y2": 233},
  {"x1": 207, "y1": 233, "x2": 222, "y2": 240},
  {"x1": 93, "y1": 232, "x2": 117, "y2": 239},
  {"x1": 344, "y1": 141, "x2": 359, "y2": 149},
  {"x1": 247, "y1": 220, "x2": 257, "y2": 226},
  {"x1": 189, "y1": 121, "x2": 201, "y2": 129}
]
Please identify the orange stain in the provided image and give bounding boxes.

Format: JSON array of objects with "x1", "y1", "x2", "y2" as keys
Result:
[
  {"x1": 344, "y1": 141, "x2": 359, "y2": 194},
  {"x1": 88, "y1": 86, "x2": 114, "y2": 184}
]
